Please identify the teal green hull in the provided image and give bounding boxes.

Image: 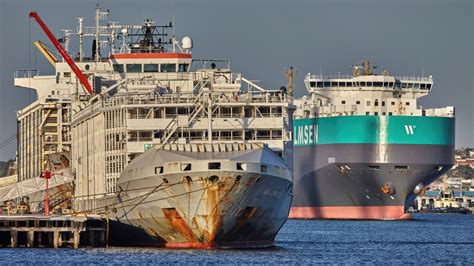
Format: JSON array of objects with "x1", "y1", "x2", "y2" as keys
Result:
[
  {"x1": 293, "y1": 115, "x2": 454, "y2": 146},
  {"x1": 291, "y1": 115, "x2": 455, "y2": 219}
]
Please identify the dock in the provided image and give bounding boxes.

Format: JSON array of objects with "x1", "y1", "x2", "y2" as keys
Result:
[{"x1": 0, "y1": 215, "x2": 107, "y2": 248}]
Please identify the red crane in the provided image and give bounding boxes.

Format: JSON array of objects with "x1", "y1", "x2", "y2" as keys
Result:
[
  {"x1": 40, "y1": 170, "x2": 52, "y2": 216},
  {"x1": 29, "y1": 11, "x2": 93, "y2": 95}
]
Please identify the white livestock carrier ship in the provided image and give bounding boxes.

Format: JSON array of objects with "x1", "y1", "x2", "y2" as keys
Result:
[{"x1": 10, "y1": 6, "x2": 294, "y2": 248}]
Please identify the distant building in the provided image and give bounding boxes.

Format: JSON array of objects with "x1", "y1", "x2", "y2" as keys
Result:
[
  {"x1": 415, "y1": 149, "x2": 474, "y2": 211},
  {"x1": 455, "y1": 158, "x2": 474, "y2": 168},
  {"x1": 414, "y1": 190, "x2": 474, "y2": 210}
]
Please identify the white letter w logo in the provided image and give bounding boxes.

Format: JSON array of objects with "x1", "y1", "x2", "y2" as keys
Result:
[{"x1": 404, "y1": 125, "x2": 414, "y2": 135}]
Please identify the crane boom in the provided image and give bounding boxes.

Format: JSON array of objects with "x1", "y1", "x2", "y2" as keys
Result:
[
  {"x1": 34, "y1": 40, "x2": 58, "y2": 66},
  {"x1": 29, "y1": 11, "x2": 93, "y2": 95}
]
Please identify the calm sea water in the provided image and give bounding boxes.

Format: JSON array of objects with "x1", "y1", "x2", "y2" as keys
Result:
[{"x1": 1, "y1": 214, "x2": 473, "y2": 264}]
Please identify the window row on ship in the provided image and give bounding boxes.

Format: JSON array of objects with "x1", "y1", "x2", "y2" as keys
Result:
[
  {"x1": 151, "y1": 161, "x2": 278, "y2": 176},
  {"x1": 316, "y1": 111, "x2": 418, "y2": 116},
  {"x1": 338, "y1": 99, "x2": 413, "y2": 106},
  {"x1": 309, "y1": 81, "x2": 432, "y2": 90},
  {"x1": 124, "y1": 129, "x2": 283, "y2": 142},
  {"x1": 313, "y1": 98, "x2": 419, "y2": 116},
  {"x1": 126, "y1": 106, "x2": 284, "y2": 119},
  {"x1": 112, "y1": 63, "x2": 190, "y2": 73}
]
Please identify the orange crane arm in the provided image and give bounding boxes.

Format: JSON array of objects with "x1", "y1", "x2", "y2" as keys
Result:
[
  {"x1": 29, "y1": 11, "x2": 93, "y2": 95},
  {"x1": 34, "y1": 40, "x2": 58, "y2": 66}
]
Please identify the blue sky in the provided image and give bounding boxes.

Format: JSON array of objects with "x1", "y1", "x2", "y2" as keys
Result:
[{"x1": 0, "y1": 0, "x2": 472, "y2": 160}]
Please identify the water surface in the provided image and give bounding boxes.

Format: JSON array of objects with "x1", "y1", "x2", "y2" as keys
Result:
[{"x1": 1, "y1": 214, "x2": 473, "y2": 264}]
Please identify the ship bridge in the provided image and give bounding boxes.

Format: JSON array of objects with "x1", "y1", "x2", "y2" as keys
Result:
[
  {"x1": 306, "y1": 75, "x2": 433, "y2": 93},
  {"x1": 296, "y1": 60, "x2": 453, "y2": 118},
  {"x1": 109, "y1": 52, "x2": 192, "y2": 74}
]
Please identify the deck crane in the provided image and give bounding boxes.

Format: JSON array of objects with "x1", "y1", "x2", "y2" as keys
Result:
[
  {"x1": 29, "y1": 11, "x2": 93, "y2": 95},
  {"x1": 33, "y1": 40, "x2": 59, "y2": 66}
]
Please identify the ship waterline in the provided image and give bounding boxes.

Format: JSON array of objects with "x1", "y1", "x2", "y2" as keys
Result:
[{"x1": 289, "y1": 206, "x2": 410, "y2": 220}]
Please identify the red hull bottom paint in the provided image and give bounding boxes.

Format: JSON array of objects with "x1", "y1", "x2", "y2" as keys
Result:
[
  {"x1": 289, "y1": 206, "x2": 412, "y2": 220},
  {"x1": 165, "y1": 242, "x2": 214, "y2": 249},
  {"x1": 164, "y1": 240, "x2": 274, "y2": 249}
]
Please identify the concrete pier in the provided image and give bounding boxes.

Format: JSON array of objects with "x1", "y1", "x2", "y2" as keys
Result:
[{"x1": 0, "y1": 215, "x2": 106, "y2": 248}]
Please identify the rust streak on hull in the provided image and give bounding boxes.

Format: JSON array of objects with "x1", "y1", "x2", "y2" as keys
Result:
[{"x1": 162, "y1": 208, "x2": 197, "y2": 242}]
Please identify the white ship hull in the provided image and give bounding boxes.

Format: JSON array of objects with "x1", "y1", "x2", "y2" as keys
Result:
[
  {"x1": 110, "y1": 170, "x2": 291, "y2": 248},
  {"x1": 80, "y1": 143, "x2": 293, "y2": 248}
]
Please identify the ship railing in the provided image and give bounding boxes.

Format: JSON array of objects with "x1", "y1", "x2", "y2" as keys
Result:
[
  {"x1": 190, "y1": 135, "x2": 206, "y2": 141},
  {"x1": 101, "y1": 83, "x2": 291, "y2": 107},
  {"x1": 13, "y1": 69, "x2": 39, "y2": 79},
  {"x1": 227, "y1": 93, "x2": 290, "y2": 104},
  {"x1": 102, "y1": 92, "x2": 195, "y2": 106},
  {"x1": 102, "y1": 91, "x2": 291, "y2": 107},
  {"x1": 119, "y1": 72, "x2": 191, "y2": 81},
  {"x1": 191, "y1": 59, "x2": 231, "y2": 71},
  {"x1": 396, "y1": 76, "x2": 433, "y2": 82},
  {"x1": 306, "y1": 74, "x2": 353, "y2": 80},
  {"x1": 74, "y1": 56, "x2": 110, "y2": 62},
  {"x1": 208, "y1": 93, "x2": 287, "y2": 104},
  {"x1": 218, "y1": 135, "x2": 233, "y2": 140},
  {"x1": 306, "y1": 73, "x2": 432, "y2": 82},
  {"x1": 110, "y1": 74, "x2": 211, "y2": 106},
  {"x1": 216, "y1": 113, "x2": 234, "y2": 118}
]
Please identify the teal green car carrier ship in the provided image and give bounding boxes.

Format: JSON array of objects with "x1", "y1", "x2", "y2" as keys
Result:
[{"x1": 290, "y1": 61, "x2": 455, "y2": 220}]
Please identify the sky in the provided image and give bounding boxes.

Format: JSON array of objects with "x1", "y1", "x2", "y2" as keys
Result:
[{"x1": 0, "y1": 0, "x2": 472, "y2": 161}]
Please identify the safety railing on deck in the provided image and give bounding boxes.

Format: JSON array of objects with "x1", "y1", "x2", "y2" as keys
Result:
[
  {"x1": 13, "y1": 69, "x2": 39, "y2": 79},
  {"x1": 102, "y1": 90, "x2": 291, "y2": 107},
  {"x1": 306, "y1": 73, "x2": 432, "y2": 82}
]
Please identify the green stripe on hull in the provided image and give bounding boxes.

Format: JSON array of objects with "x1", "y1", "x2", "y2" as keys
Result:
[{"x1": 293, "y1": 116, "x2": 455, "y2": 146}]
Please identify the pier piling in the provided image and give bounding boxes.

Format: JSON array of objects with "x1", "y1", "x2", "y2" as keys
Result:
[
  {"x1": 27, "y1": 231, "x2": 34, "y2": 247},
  {"x1": 0, "y1": 215, "x2": 106, "y2": 248},
  {"x1": 10, "y1": 230, "x2": 17, "y2": 248}
]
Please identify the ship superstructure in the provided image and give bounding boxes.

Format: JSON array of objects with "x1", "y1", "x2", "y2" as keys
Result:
[
  {"x1": 12, "y1": 6, "x2": 294, "y2": 247},
  {"x1": 290, "y1": 60, "x2": 455, "y2": 220}
]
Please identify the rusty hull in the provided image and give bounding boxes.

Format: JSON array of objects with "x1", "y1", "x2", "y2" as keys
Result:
[{"x1": 108, "y1": 171, "x2": 292, "y2": 248}]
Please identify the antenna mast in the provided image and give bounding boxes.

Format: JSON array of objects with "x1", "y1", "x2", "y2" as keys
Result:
[
  {"x1": 172, "y1": 0, "x2": 176, "y2": 52},
  {"x1": 94, "y1": 4, "x2": 109, "y2": 62}
]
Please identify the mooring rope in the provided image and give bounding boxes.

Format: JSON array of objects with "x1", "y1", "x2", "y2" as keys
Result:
[{"x1": 116, "y1": 181, "x2": 165, "y2": 220}]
